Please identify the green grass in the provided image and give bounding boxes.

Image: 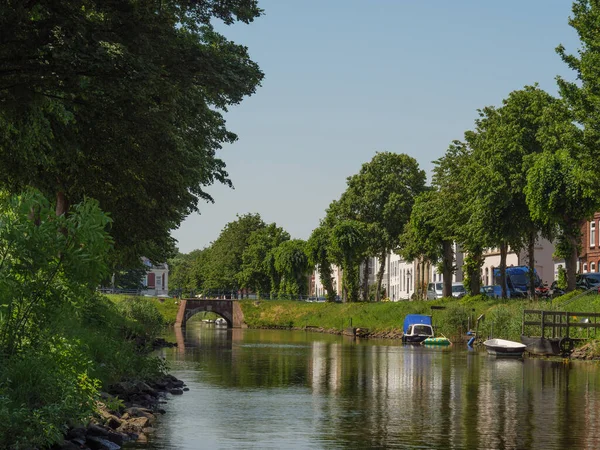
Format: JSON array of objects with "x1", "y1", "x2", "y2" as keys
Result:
[
  {"x1": 239, "y1": 292, "x2": 600, "y2": 342},
  {"x1": 109, "y1": 291, "x2": 600, "y2": 344},
  {"x1": 106, "y1": 294, "x2": 180, "y2": 325}
]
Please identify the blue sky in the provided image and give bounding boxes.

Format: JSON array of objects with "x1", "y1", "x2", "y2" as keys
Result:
[{"x1": 172, "y1": 0, "x2": 580, "y2": 253}]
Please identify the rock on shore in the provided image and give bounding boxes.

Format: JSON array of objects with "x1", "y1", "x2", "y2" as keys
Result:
[{"x1": 54, "y1": 374, "x2": 187, "y2": 450}]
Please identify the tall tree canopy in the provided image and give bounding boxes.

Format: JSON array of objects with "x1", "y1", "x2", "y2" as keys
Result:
[
  {"x1": 431, "y1": 141, "x2": 484, "y2": 295},
  {"x1": 526, "y1": 150, "x2": 597, "y2": 291},
  {"x1": 328, "y1": 219, "x2": 368, "y2": 303},
  {"x1": 465, "y1": 86, "x2": 561, "y2": 297},
  {"x1": 401, "y1": 191, "x2": 455, "y2": 298},
  {"x1": 202, "y1": 213, "x2": 266, "y2": 293},
  {"x1": 306, "y1": 225, "x2": 337, "y2": 302},
  {"x1": 553, "y1": 0, "x2": 600, "y2": 289},
  {"x1": 239, "y1": 223, "x2": 290, "y2": 296},
  {"x1": 557, "y1": 0, "x2": 600, "y2": 163},
  {"x1": 273, "y1": 239, "x2": 310, "y2": 298},
  {"x1": 0, "y1": 1, "x2": 264, "y2": 264},
  {"x1": 335, "y1": 152, "x2": 426, "y2": 301}
]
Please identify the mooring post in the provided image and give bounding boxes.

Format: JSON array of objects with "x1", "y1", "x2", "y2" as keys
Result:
[{"x1": 541, "y1": 311, "x2": 545, "y2": 339}]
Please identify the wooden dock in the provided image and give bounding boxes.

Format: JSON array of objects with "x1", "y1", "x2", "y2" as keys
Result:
[{"x1": 521, "y1": 310, "x2": 600, "y2": 356}]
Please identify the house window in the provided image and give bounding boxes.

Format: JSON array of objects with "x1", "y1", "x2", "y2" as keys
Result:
[
  {"x1": 592, "y1": 262, "x2": 596, "y2": 273},
  {"x1": 592, "y1": 221, "x2": 596, "y2": 247},
  {"x1": 583, "y1": 263, "x2": 588, "y2": 273}
]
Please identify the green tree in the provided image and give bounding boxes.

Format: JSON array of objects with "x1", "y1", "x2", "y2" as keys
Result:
[
  {"x1": 113, "y1": 266, "x2": 147, "y2": 291},
  {"x1": 328, "y1": 220, "x2": 368, "y2": 303},
  {"x1": 203, "y1": 214, "x2": 266, "y2": 296},
  {"x1": 0, "y1": 1, "x2": 264, "y2": 264},
  {"x1": 465, "y1": 86, "x2": 560, "y2": 298},
  {"x1": 239, "y1": 224, "x2": 290, "y2": 297},
  {"x1": 0, "y1": 189, "x2": 112, "y2": 356},
  {"x1": 557, "y1": 0, "x2": 600, "y2": 166},
  {"x1": 554, "y1": 0, "x2": 600, "y2": 289},
  {"x1": 336, "y1": 152, "x2": 426, "y2": 301},
  {"x1": 432, "y1": 141, "x2": 485, "y2": 295},
  {"x1": 169, "y1": 249, "x2": 210, "y2": 296},
  {"x1": 273, "y1": 240, "x2": 310, "y2": 299},
  {"x1": 400, "y1": 191, "x2": 455, "y2": 297},
  {"x1": 306, "y1": 225, "x2": 337, "y2": 302},
  {"x1": 525, "y1": 150, "x2": 597, "y2": 291}
]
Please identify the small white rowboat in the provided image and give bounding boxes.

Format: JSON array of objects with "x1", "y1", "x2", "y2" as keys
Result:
[{"x1": 483, "y1": 338, "x2": 527, "y2": 358}]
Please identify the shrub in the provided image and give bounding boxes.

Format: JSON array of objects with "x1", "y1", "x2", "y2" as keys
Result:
[
  {"x1": 435, "y1": 303, "x2": 470, "y2": 338},
  {"x1": 115, "y1": 296, "x2": 165, "y2": 342},
  {"x1": 484, "y1": 304, "x2": 522, "y2": 341},
  {"x1": 0, "y1": 341, "x2": 100, "y2": 449}
]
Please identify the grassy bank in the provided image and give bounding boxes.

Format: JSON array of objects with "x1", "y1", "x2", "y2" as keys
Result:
[
  {"x1": 107, "y1": 294, "x2": 181, "y2": 325},
  {"x1": 239, "y1": 291, "x2": 600, "y2": 342}
]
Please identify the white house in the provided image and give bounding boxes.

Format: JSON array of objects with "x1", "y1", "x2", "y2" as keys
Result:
[
  {"x1": 313, "y1": 254, "x2": 416, "y2": 301},
  {"x1": 479, "y1": 237, "x2": 555, "y2": 287},
  {"x1": 313, "y1": 258, "x2": 377, "y2": 300},
  {"x1": 311, "y1": 236, "x2": 556, "y2": 300},
  {"x1": 429, "y1": 242, "x2": 465, "y2": 284},
  {"x1": 140, "y1": 257, "x2": 169, "y2": 296},
  {"x1": 374, "y1": 252, "x2": 417, "y2": 301}
]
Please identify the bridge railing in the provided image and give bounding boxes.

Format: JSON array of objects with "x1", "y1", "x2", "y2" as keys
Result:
[
  {"x1": 98, "y1": 288, "x2": 142, "y2": 295},
  {"x1": 179, "y1": 291, "x2": 341, "y2": 303}
]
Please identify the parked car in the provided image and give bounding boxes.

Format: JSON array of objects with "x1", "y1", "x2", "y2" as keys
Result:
[
  {"x1": 480, "y1": 285, "x2": 502, "y2": 298},
  {"x1": 451, "y1": 282, "x2": 466, "y2": 298},
  {"x1": 493, "y1": 266, "x2": 541, "y2": 296},
  {"x1": 427, "y1": 282, "x2": 443, "y2": 300},
  {"x1": 479, "y1": 285, "x2": 525, "y2": 299},
  {"x1": 550, "y1": 281, "x2": 566, "y2": 298},
  {"x1": 578, "y1": 273, "x2": 600, "y2": 289}
]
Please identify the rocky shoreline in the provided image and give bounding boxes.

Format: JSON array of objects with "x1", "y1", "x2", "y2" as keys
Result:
[{"x1": 54, "y1": 339, "x2": 185, "y2": 450}]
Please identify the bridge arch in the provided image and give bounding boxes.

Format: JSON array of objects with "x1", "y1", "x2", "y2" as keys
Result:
[
  {"x1": 175, "y1": 299, "x2": 244, "y2": 328},
  {"x1": 185, "y1": 307, "x2": 232, "y2": 327}
]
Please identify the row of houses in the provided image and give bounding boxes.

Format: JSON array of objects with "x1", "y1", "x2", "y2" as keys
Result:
[
  {"x1": 141, "y1": 214, "x2": 600, "y2": 300},
  {"x1": 312, "y1": 215, "x2": 600, "y2": 301}
]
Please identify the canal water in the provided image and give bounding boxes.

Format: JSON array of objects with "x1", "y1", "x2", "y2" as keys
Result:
[{"x1": 132, "y1": 322, "x2": 600, "y2": 449}]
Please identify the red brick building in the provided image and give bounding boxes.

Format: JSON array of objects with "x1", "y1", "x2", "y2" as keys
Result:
[{"x1": 579, "y1": 212, "x2": 600, "y2": 273}]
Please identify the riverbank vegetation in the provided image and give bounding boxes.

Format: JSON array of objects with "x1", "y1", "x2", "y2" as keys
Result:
[
  {"x1": 108, "y1": 294, "x2": 181, "y2": 327},
  {"x1": 0, "y1": 192, "x2": 169, "y2": 448},
  {"x1": 0, "y1": 1, "x2": 264, "y2": 447},
  {"x1": 239, "y1": 292, "x2": 600, "y2": 344}
]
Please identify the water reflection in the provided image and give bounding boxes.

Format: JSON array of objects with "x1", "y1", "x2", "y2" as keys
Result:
[{"x1": 141, "y1": 324, "x2": 600, "y2": 449}]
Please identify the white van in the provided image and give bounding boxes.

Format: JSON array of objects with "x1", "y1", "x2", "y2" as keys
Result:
[
  {"x1": 427, "y1": 282, "x2": 443, "y2": 300},
  {"x1": 451, "y1": 282, "x2": 466, "y2": 298}
]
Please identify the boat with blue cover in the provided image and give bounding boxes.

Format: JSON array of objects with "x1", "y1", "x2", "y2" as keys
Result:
[{"x1": 402, "y1": 314, "x2": 434, "y2": 343}]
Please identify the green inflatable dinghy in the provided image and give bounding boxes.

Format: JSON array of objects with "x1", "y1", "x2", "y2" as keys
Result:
[{"x1": 422, "y1": 337, "x2": 451, "y2": 346}]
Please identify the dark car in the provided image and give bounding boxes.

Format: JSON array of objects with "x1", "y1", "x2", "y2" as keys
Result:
[
  {"x1": 550, "y1": 281, "x2": 566, "y2": 298},
  {"x1": 480, "y1": 285, "x2": 501, "y2": 298},
  {"x1": 578, "y1": 273, "x2": 600, "y2": 289}
]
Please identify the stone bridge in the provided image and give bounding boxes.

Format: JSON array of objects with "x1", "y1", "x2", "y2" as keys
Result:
[{"x1": 174, "y1": 299, "x2": 244, "y2": 328}]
